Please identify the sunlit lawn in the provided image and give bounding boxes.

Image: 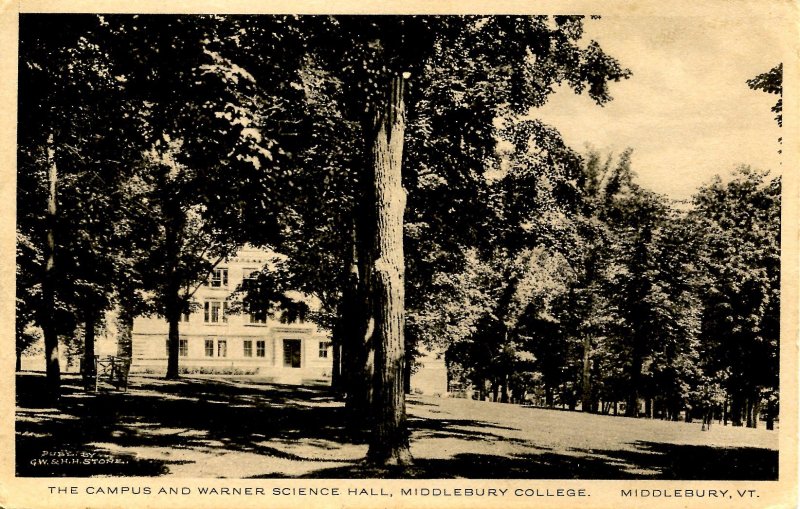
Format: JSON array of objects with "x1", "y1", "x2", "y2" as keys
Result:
[{"x1": 16, "y1": 372, "x2": 778, "y2": 479}]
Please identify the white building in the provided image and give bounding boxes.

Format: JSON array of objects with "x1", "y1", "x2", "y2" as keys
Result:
[
  {"x1": 130, "y1": 246, "x2": 333, "y2": 385},
  {"x1": 410, "y1": 345, "x2": 448, "y2": 397},
  {"x1": 20, "y1": 244, "x2": 448, "y2": 394}
]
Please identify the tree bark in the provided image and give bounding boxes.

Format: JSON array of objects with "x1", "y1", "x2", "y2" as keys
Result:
[
  {"x1": 746, "y1": 394, "x2": 760, "y2": 429},
  {"x1": 364, "y1": 74, "x2": 412, "y2": 466},
  {"x1": 766, "y1": 399, "x2": 775, "y2": 430},
  {"x1": 116, "y1": 290, "x2": 135, "y2": 360},
  {"x1": 331, "y1": 335, "x2": 342, "y2": 392},
  {"x1": 730, "y1": 394, "x2": 743, "y2": 426},
  {"x1": 346, "y1": 223, "x2": 374, "y2": 425},
  {"x1": 330, "y1": 291, "x2": 349, "y2": 396},
  {"x1": 545, "y1": 385, "x2": 553, "y2": 407},
  {"x1": 42, "y1": 134, "x2": 61, "y2": 400},
  {"x1": 722, "y1": 397, "x2": 727, "y2": 425},
  {"x1": 403, "y1": 347, "x2": 412, "y2": 394},
  {"x1": 82, "y1": 311, "x2": 97, "y2": 389},
  {"x1": 334, "y1": 237, "x2": 359, "y2": 398},
  {"x1": 165, "y1": 309, "x2": 180, "y2": 379},
  {"x1": 581, "y1": 334, "x2": 592, "y2": 412},
  {"x1": 625, "y1": 354, "x2": 643, "y2": 417},
  {"x1": 164, "y1": 203, "x2": 182, "y2": 380}
]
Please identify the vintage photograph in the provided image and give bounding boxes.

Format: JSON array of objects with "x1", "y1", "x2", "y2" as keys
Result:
[{"x1": 14, "y1": 10, "x2": 785, "y2": 486}]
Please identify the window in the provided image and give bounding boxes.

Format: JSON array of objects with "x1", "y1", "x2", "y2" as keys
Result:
[
  {"x1": 243, "y1": 340, "x2": 253, "y2": 357},
  {"x1": 205, "y1": 339, "x2": 214, "y2": 357},
  {"x1": 178, "y1": 312, "x2": 190, "y2": 323},
  {"x1": 217, "y1": 340, "x2": 227, "y2": 358},
  {"x1": 319, "y1": 341, "x2": 332, "y2": 358},
  {"x1": 243, "y1": 268, "x2": 259, "y2": 282},
  {"x1": 210, "y1": 268, "x2": 229, "y2": 288},
  {"x1": 256, "y1": 340, "x2": 266, "y2": 358},
  {"x1": 249, "y1": 309, "x2": 267, "y2": 324},
  {"x1": 204, "y1": 301, "x2": 228, "y2": 323},
  {"x1": 165, "y1": 339, "x2": 189, "y2": 357}
]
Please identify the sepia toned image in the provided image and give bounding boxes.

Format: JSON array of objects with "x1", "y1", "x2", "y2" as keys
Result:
[{"x1": 3, "y1": 2, "x2": 797, "y2": 508}]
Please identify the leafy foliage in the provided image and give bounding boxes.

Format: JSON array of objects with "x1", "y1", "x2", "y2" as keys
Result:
[{"x1": 747, "y1": 63, "x2": 782, "y2": 127}]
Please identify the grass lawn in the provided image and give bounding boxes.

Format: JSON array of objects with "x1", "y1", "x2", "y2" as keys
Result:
[{"x1": 15, "y1": 372, "x2": 778, "y2": 479}]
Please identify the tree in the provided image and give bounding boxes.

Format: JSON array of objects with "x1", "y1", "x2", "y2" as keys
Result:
[
  {"x1": 16, "y1": 232, "x2": 42, "y2": 371},
  {"x1": 747, "y1": 63, "x2": 782, "y2": 127},
  {"x1": 562, "y1": 149, "x2": 630, "y2": 413},
  {"x1": 266, "y1": 15, "x2": 632, "y2": 465},
  {"x1": 18, "y1": 14, "x2": 631, "y2": 459},
  {"x1": 546, "y1": 149, "x2": 704, "y2": 419},
  {"x1": 691, "y1": 167, "x2": 780, "y2": 428},
  {"x1": 414, "y1": 124, "x2": 596, "y2": 408},
  {"x1": 605, "y1": 185, "x2": 700, "y2": 417},
  {"x1": 95, "y1": 15, "x2": 308, "y2": 378},
  {"x1": 18, "y1": 14, "x2": 140, "y2": 398}
]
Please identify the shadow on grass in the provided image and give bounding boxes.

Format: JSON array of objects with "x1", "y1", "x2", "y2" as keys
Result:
[
  {"x1": 16, "y1": 372, "x2": 358, "y2": 477},
  {"x1": 16, "y1": 372, "x2": 778, "y2": 479},
  {"x1": 600, "y1": 442, "x2": 778, "y2": 480},
  {"x1": 299, "y1": 445, "x2": 777, "y2": 480}
]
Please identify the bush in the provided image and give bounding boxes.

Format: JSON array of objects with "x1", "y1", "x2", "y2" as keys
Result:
[{"x1": 178, "y1": 366, "x2": 260, "y2": 376}]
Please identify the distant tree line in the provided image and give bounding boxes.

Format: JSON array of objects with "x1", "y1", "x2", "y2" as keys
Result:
[{"x1": 438, "y1": 154, "x2": 779, "y2": 430}]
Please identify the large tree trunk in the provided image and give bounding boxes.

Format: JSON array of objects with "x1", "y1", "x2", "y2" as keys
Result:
[
  {"x1": 730, "y1": 392, "x2": 744, "y2": 426},
  {"x1": 333, "y1": 239, "x2": 359, "y2": 398},
  {"x1": 766, "y1": 399, "x2": 775, "y2": 430},
  {"x1": 723, "y1": 397, "x2": 729, "y2": 425},
  {"x1": 478, "y1": 378, "x2": 487, "y2": 401},
  {"x1": 42, "y1": 134, "x2": 61, "y2": 400},
  {"x1": 82, "y1": 311, "x2": 97, "y2": 389},
  {"x1": 746, "y1": 393, "x2": 760, "y2": 429},
  {"x1": 625, "y1": 354, "x2": 643, "y2": 417},
  {"x1": 581, "y1": 334, "x2": 592, "y2": 412},
  {"x1": 164, "y1": 204, "x2": 182, "y2": 380},
  {"x1": 330, "y1": 302, "x2": 347, "y2": 396},
  {"x1": 165, "y1": 310, "x2": 180, "y2": 379},
  {"x1": 345, "y1": 223, "x2": 374, "y2": 426},
  {"x1": 364, "y1": 74, "x2": 412, "y2": 466},
  {"x1": 331, "y1": 335, "x2": 342, "y2": 392},
  {"x1": 116, "y1": 289, "x2": 135, "y2": 360},
  {"x1": 403, "y1": 347, "x2": 412, "y2": 394}
]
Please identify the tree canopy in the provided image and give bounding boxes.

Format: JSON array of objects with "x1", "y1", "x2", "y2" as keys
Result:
[{"x1": 16, "y1": 13, "x2": 781, "y2": 457}]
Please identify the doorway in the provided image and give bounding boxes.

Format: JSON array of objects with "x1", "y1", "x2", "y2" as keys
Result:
[{"x1": 282, "y1": 339, "x2": 302, "y2": 368}]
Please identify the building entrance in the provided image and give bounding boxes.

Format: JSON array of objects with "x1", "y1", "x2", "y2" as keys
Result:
[{"x1": 283, "y1": 339, "x2": 301, "y2": 368}]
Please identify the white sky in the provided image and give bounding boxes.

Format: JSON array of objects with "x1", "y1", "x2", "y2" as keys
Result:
[{"x1": 534, "y1": 14, "x2": 785, "y2": 201}]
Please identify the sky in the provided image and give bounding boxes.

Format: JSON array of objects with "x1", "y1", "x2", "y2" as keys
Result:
[{"x1": 534, "y1": 13, "x2": 786, "y2": 201}]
